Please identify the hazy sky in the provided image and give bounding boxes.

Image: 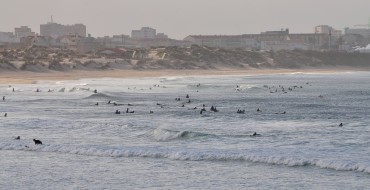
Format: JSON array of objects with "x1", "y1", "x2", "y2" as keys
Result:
[{"x1": 1, "y1": 0, "x2": 369, "y2": 39}]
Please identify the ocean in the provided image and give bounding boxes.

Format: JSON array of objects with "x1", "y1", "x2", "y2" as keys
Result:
[{"x1": 1, "y1": 72, "x2": 370, "y2": 189}]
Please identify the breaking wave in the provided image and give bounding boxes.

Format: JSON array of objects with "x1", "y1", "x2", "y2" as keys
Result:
[
  {"x1": 144, "y1": 128, "x2": 213, "y2": 141},
  {"x1": 1, "y1": 142, "x2": 369, "y2": 174},
  {"x1": 57, "y1": 87, "x2": 91, "y2": 92},
  {"x1": 85, "y1": 93, "x2": 115, "y2": 99}
]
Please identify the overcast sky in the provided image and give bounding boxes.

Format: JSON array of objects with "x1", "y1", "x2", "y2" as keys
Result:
[{"x1": 1, "y1": 0, "x2": 369, "y2": 39}]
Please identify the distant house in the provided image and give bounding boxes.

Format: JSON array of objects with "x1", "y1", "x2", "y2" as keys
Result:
[
  {"x1": 77, "y1": 36, "x2": 104, "y2": 53},
  {"x1": 58, "y1": 35, "x2": 81, "y2": 51},
  {"x1": 20, "y1": 36, "x2": 52, "y2": 47}
]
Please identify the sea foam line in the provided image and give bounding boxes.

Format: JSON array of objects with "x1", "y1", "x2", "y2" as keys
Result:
[{"x1": 1, "y1": 142, "x2": 369, "y2": 174}]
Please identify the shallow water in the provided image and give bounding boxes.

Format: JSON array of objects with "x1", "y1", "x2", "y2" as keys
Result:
[{"x1": 1, "y1": 72, "x2": 370, "y2": 189}]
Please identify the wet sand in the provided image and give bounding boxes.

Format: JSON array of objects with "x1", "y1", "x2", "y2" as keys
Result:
[{"x1": 0, "y1": 68, "x2": 362, "y2": 84}]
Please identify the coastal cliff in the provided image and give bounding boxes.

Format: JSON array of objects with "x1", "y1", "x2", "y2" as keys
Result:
[{"x1": 1, "y1": 45, "x2": 370, "y2": 72}]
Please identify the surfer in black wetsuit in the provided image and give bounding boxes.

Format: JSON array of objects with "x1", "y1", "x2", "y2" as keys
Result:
[
  {"x1": 33, "y1": 139, "x2": 42, "y2": 145},
  {"x1": 252, "y1": 132, "x2": 261, "y2": 136},
  {"x1": 339, "y1": 123, "x2": 343, "y2": 127},
  {"x1": 2, "y1": 96, "x2": 5, "y2": 101}
]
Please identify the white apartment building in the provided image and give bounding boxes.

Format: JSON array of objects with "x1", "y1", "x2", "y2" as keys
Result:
[
  {"x1": 314, "y1": 25, "x2": 342, "y2": 38},
  {"x1": 131, "y1": 27, "x2": 156, "y2": 39},
  {"x1": 40, "y1": 22, "x2": 86, "y2": 38},
  {"x1": 14, "y1": 26, "x2": 35, "y2": 38}
]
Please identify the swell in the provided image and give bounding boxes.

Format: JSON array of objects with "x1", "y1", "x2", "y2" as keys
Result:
[
  {"x1": 84, "y1": 92, "x2": 116, "y2": 99},
  {"x1": 144, "y1": 128, "x2": 214, "y2": 141},
  {"x1": 1, "y1": 142, "x2": 369, "y2": 174}
]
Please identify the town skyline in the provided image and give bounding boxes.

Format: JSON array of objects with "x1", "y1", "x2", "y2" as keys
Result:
[{"x1": 1, "y1": 0, "x2": 370, "y2": 40}]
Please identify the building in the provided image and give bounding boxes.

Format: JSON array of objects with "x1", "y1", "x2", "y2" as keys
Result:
[
  {"x1": 184, "y1": 29, "x2": 329, "y2": 51},
  {"x1": 184, "y1": 35, "x2": 259, "y2": 50},
  {"x1": 77, "y1": 36, "x2": 103, "y2": 53},
  {"x1": 260, "y1": 41, "x2": 312, "y2": 51},
  {"x1": 14, "y1": 26, "x2": 35, "y2": 38},
  {"x1": 344, "y1": 27, "x2": 370, "y2": 39},
  {"x1": 343, "y1": 27, "x2": 370, "y2": 46},
  {"x1": 131, "y1": 27, "x2": 156, "y2": 39},
  {"x1": 0, "y1": 32, "x2": 16, "y2": 44},
  {"x1": 20, "y1": 36, "x2": 53, "y2": 47},
  {"x1": 156, "y1": 33, "x2": 168, "y2": 39},
  {"x1": 314, "y1": 25, "x2": 332, "y2": 34},
  {"x1": 40, "y1": 22, "x2": 86, "y2": 38},
  {"x1": 314, "y1": 25, "x2": 342, "y2": 38},
  {"x1": 314, "y1": 25, "x2": 342, "y2": 49},
  {"x1": 58, "y1": 35, "x2": 81, "y2": 51}
]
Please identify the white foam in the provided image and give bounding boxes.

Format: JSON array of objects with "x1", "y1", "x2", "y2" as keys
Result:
[{"x1": 1, "y1": 142, "x2": 369, "y2": 174}]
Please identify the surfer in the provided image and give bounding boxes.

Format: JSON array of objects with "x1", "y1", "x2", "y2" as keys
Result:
[
  {"x1": 115, "y1": 110, "x2": 120, "y2": 114},
  {"x1": 4, "y1": 113, "x2": 7, "y2": 117},
  {"x1": 186, "y1": 94, "x2": 189, "y2": 98},
  {"x1": 95, "y1": 102, "x2": 99, "y2": 106},
  {"x1": 2, "y1": 96, "x2": 5, "y2": 101},
  {"x1": 339, "y1": 123, "x2": 343, "y2": 127},
  {"x1": 15, "y1": 136, "x2": 20, "y2": 140},
  {"x1": 237, "y1": 109, "x2": 245, "y2": 114},
  {"x1": 33, "y1": 139, "x2": 42, "y2": 145},
  {"x1": 251, "y1": 132, "x2": 261, "y2": 137}
]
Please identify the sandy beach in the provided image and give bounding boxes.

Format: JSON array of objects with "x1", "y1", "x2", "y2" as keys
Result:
[{"x1": 0, "y1": 68, "x2": 364, "y2": 84}]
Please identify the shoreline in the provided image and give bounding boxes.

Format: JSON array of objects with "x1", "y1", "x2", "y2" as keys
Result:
[{"x1": 0, "y1": 68, "x2": 367, "y2": 84}]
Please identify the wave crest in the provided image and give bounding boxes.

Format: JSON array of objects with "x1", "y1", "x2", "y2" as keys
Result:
[
  {"x1": 145, "y1": 128, "x2": 211, "y2": 141},
  {"x1": 1, "y1": 142, "x2": 369, "y2": 174}
]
